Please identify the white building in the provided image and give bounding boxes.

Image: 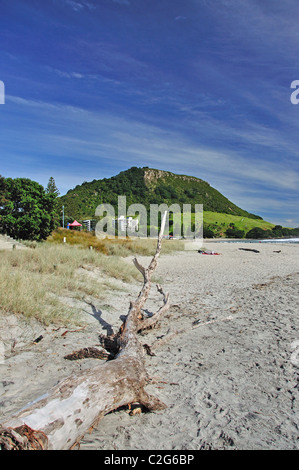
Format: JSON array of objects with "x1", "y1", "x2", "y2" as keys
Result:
[
  {"x1": 112, "y1": 216, "x2": 138, "y2": 233},
  {"x1": 82, "y1": 220, "x2": 91, "y2": 231}
]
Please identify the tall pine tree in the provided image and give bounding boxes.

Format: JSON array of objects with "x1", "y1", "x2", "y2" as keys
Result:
[{"x1": 46, "y1": 177, "x2": 60, "y2": 197}]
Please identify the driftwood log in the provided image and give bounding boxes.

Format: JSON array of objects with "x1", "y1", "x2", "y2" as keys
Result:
[{"x1": 0, "y1": 213, "x2": 170, "y2": 450}]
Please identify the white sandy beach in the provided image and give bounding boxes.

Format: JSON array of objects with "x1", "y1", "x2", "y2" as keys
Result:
[{"x1": 0, "y1": 241, "x2": 298, "y2": 450}]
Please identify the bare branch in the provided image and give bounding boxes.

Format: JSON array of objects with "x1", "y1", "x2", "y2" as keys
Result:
[
  {"x1": 133, "y1": 257, "x2": 146, "y2": 281},
  {"x1": 138, "y1": 284, "x2": 170, "y2": 331}
]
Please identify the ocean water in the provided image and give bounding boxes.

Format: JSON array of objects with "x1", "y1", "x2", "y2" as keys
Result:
[
  {"x1": 222, "y1": 238, "x2": 299, "y2": 244},
  {"x1": 259, "y1": 238, "x2": 299, "y2": 244}
]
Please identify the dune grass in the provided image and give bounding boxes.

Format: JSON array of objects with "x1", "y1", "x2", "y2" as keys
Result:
[
  {"x1": 0, "y1": 243, "x2": 143, "y2": 326},
  {"x1": 0, "y1": 230, "x2": 183, "y2": 326},
  {"x1": 47, "y1": 228, "x2": 184, "y2": 256}
]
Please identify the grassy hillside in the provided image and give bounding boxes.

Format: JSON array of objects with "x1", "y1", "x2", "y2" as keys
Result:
[
  {"x1": 202, "y1": 211, "x2": 274, "y2": 237},
  {"x1": 58, "y1": 166, "x2": 261, "y2": 223}
]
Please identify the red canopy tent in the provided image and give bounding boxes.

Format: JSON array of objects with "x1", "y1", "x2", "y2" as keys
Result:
[{"x1": 68, "y1": 220, "x2": 82, "y2": 230}]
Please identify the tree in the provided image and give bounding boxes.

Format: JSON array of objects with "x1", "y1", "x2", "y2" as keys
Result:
[
  {"x1": 246, "y1": 227, "x2": 271, "y2": 239},
  {"x1": 225, "y1": 227, "x2": 245, "y2": 238},
  {"x1": 0, "y1": 174, "x2": 8, "y2": 209},
  {"x1": 46, "y1": 176, "x2": 60, "y2": 197},
  {"x1": 45, "y1": 177, "x2": 61, "y2": 227},
  {"x1": 0, "y1": 177, "x2": 58, "y2": 240},
  {"x1": 203, "y1": 227, "x2": 215, "y2": 238}
]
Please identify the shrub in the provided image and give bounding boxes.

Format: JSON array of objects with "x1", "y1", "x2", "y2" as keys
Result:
[
  {"x1": 203, "y1": 227, "x2": 215, "y2": 238},
  {"x1": 246, "y1": 227, "x2": 271, "y2": 239},
  {"x1": 225, "y1": 227, "x2": 245, "y2": 238}
]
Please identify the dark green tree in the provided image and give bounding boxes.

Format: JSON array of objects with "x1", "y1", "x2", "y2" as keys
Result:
[
  {"x1": 45, "y1": 176, "x2": 61, "y2": 227},
  {"x1": 0, "y1": 177, "x2": 58, "y2": 240},
  {"x1": 246, "y1": 227, "x2": 271, "y2": 239},
  {"x1": 203, "y1": 227, "x2": 215, "y2": 238},
  {"x1": 225, "y1": 227, "x2": 245, "y2": 238},
  {"x1": 46, "y1": 176, "x2": 60, "y2": 197}
]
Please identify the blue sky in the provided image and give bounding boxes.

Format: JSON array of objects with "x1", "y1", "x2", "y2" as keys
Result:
[{"x1": 0, "y1": 0, "x2": 299, "y2": 227}]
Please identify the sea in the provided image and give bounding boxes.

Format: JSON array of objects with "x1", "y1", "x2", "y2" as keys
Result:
[{"x1": 217, "y1": 238, "x2": 299, "y2": 245}]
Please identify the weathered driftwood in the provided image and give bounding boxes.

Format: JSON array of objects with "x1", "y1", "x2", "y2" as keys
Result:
[
  {"x1": 64, "y1": 347, "x2": 110, "y2": 361},
  {"x1": 0, "y1": 213, "x2": 170, "y2": 451},
  {"x1": 238, "y1": 248, "x2": 260, "y2": 253}
]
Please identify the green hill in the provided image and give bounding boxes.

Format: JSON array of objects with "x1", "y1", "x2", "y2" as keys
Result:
[
  {"x1": 200, "y1": 211, "x2": 274, "y2": 237},
  {"x1": 58, "y1": 166, "x2": 262, "y2": 224}
]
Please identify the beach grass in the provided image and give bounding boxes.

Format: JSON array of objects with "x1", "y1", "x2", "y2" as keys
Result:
[
  {"x1": 0, "y1": 243, "x2": 145, "y2": 326},
  {"x1": 47, "y1": 228, "x2": 185, "y2": 256},
  {"x1": 0, "y1": 230, "x2": 184, "y2": 326}
]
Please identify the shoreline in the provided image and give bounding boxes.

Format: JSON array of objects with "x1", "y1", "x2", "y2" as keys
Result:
[{"x1": 203, "y1": 237, "x2": 299, "y2": 243}]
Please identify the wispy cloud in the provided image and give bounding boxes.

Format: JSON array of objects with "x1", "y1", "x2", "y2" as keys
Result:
[
  {"x1": 65, "y1": 0, "x2": 84, "y2": 11},
  {"x1": 45, "y1": 66, "x2": 85, "y2": 79},
  {"x1": 5, "y1": 95, "x2": 297, "y2": 203},
  {"x1": 111, "y1": 0, "x2": 130, "y2": 5},
  {"x1": 79, "y1": 41, "x2": 148, "y2": 73},
  {"x1": 57, "y1": 0, "x2": 96, "y2": 11}
]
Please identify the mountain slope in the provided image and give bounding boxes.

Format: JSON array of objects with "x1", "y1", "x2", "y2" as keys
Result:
[{"x1": 58, "y1": 167, "x2": 261, "y2": 222}]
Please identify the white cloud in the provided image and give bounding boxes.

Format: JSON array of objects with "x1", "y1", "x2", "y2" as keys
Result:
[
  {"x1": 4, "y1": 94, "x2": 299, "y2": 223},
  {"x1": 45, "y1": 66, "x2": 85, "y2": 79},
  {"x1": 65, "y1": 0, "x2": 84, "y2": 11},
  {"x1": 111, "y1": 0, "x2": 130, "y2": 5},
  {"x1": 6, "y1": 94, "x2": 298, "y2": 194},
  {"x1": 57, "y1": 0, "x2": 96, "y2": 11}
]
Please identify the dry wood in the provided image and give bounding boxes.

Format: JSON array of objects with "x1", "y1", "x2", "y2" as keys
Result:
[
  {"x1": 64, "y1": 347, "x2": 110, "y2": 361},
  {"x1": 0, "y1": 212, "x2": 170, "y2": 451}
]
